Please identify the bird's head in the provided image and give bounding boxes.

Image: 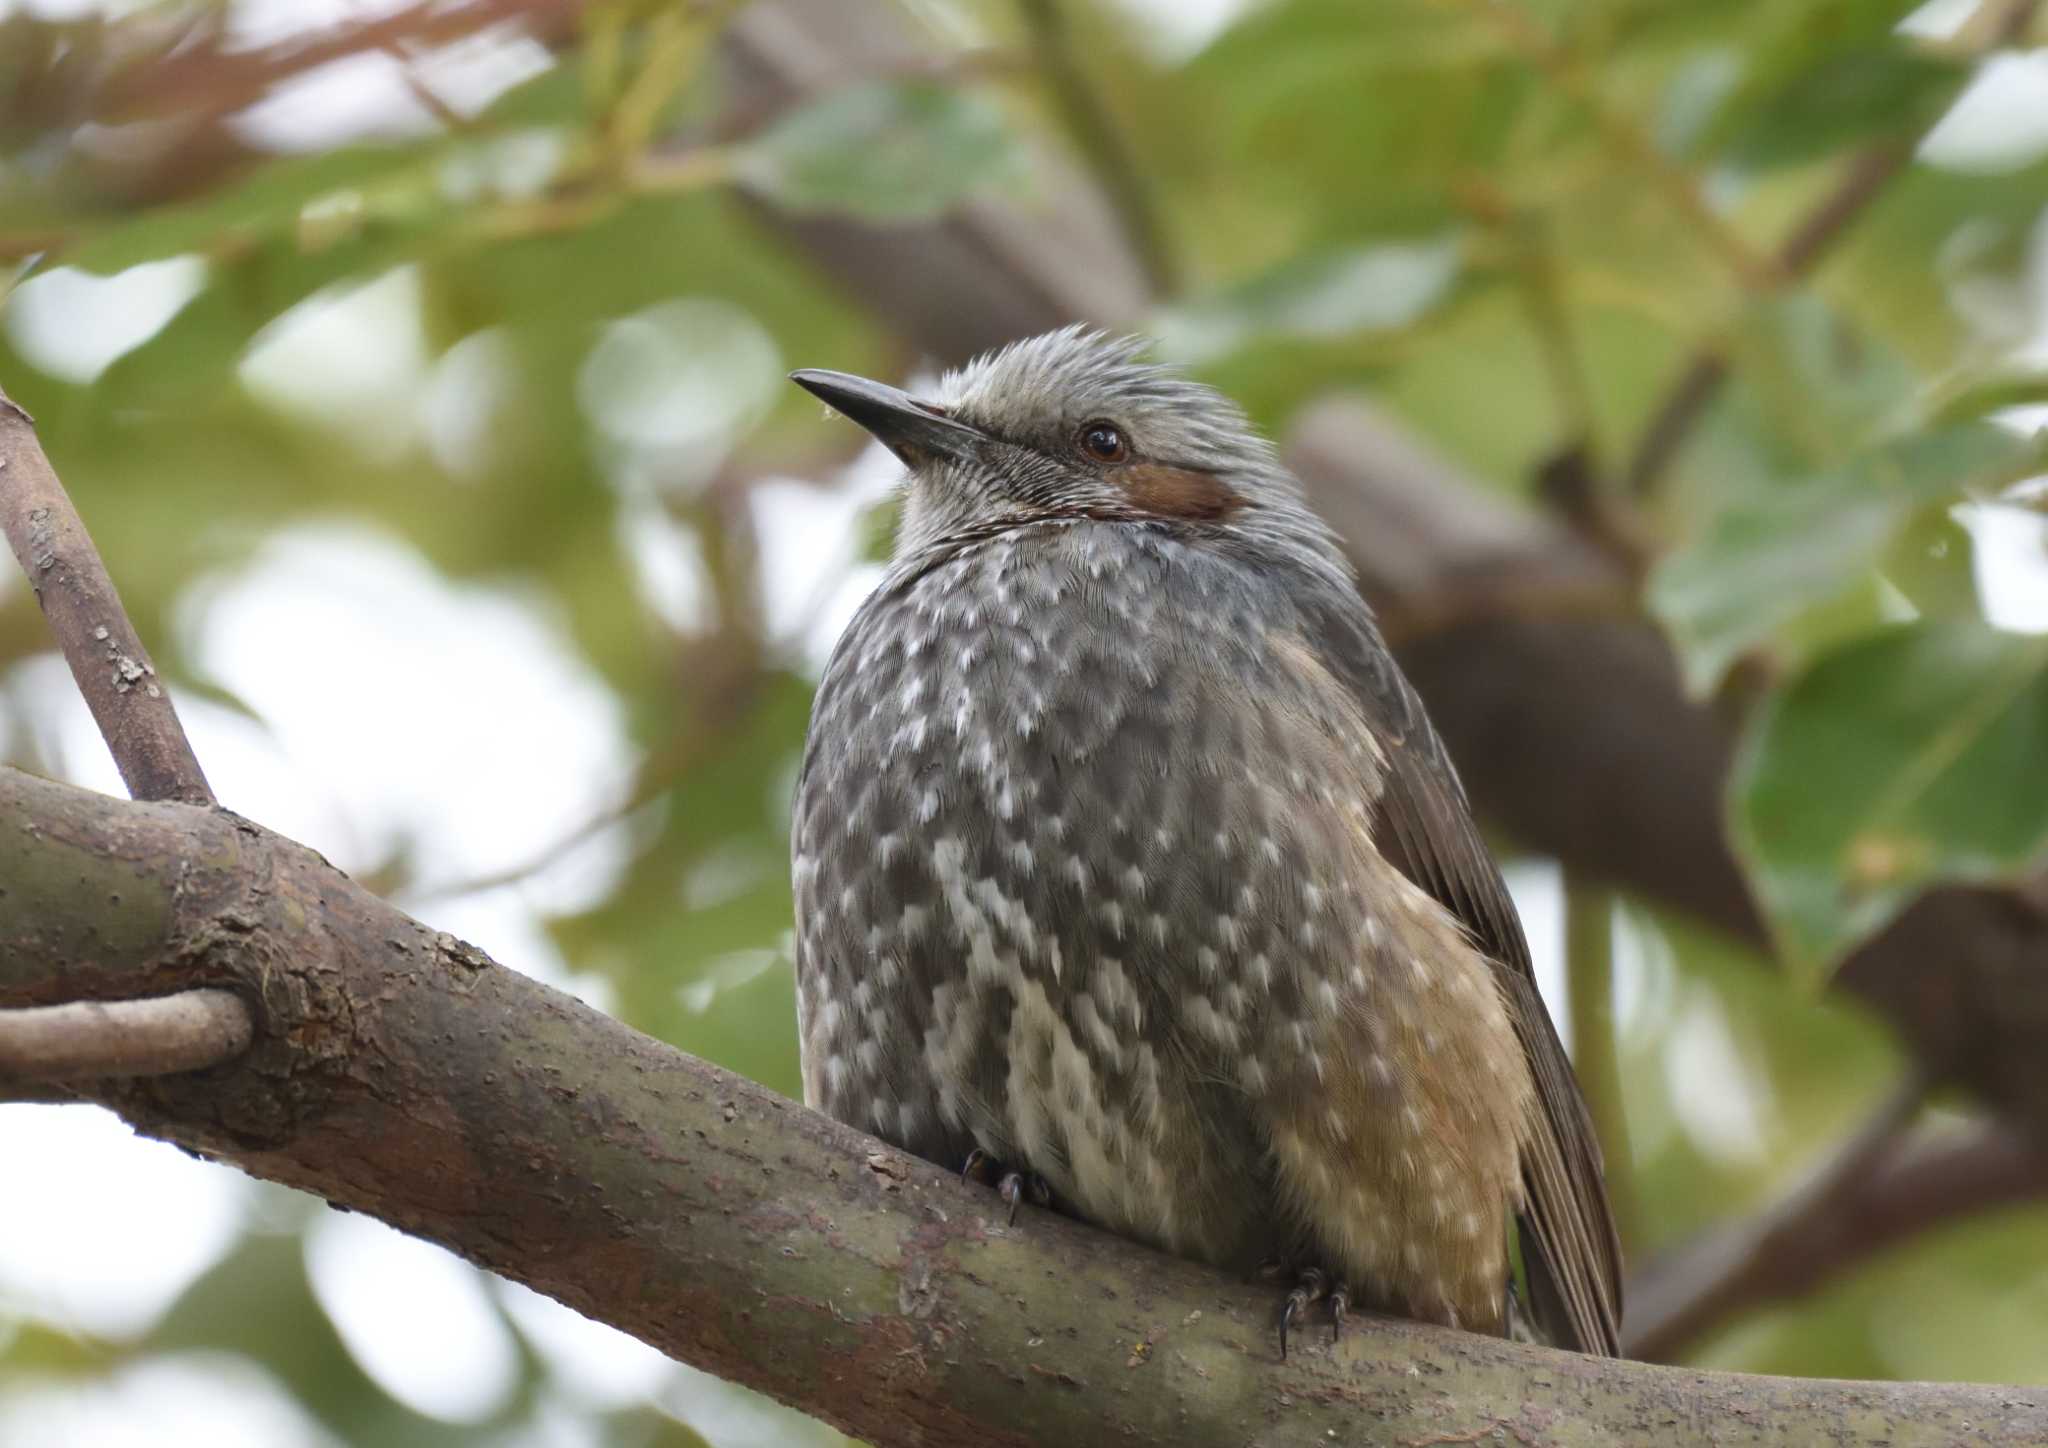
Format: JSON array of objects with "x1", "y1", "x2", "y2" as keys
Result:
[{"x1": 791, "y1": 326, "x2": 1343, "y2": 569}]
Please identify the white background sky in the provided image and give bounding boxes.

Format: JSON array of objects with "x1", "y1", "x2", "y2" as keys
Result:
[{"x1": 2, "y1": 0, "x2": 2047, "y2": 1443}]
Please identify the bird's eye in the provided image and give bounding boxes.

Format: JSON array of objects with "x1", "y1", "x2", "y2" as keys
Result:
[{"x1": 1078, "y1": 420, "x2": 1128, "y2": 463}]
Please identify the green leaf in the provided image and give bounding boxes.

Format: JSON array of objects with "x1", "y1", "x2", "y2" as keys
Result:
[
  {"x1": 1683, "y1": 1, "x2": 1964, "y2": 169},
  {"x1": 1732, "y1": 620, "x2": 2048, "y2": 985},
  {"x1": 1720, "y1": 45, "x2": 1965, "y2": 170},
  {"x1": 733, "y1": 82, "x2": 1028, "y2": 222},
  {"x1": 1648, "y1": 422, "x2": 2043, "y2": 692}
]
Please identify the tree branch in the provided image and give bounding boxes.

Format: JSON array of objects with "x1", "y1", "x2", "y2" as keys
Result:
[
  {"x1": 0, "y1": 989, "x2": 252, "y2": 1082},
  {"x1": 5, "y1": 761, "x2": 2047, "y2": 1446},
  {"x1": 0, "y1": 383, "x2": 212, "y2": 806}
]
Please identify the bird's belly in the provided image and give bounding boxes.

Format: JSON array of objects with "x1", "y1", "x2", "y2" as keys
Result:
[{"x1": 920, "y1": 952, "x2": 1268, "y2": 1269}]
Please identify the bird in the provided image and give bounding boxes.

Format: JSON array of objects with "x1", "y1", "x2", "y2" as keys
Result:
[{"x1": 787, "y1": 326, "x2": 1622, "y2": 1357}]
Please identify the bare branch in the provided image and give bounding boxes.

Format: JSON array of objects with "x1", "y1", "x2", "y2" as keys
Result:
[
  {"x1": 0, "y1": 989, "x2": 252, "y2": 1082},
  {"x1": 7, "y1": 761, "x2": 2048, "y2": 1446},
  {"x1": 0, "y1": 382, "x2": 213, "y2": 806}
]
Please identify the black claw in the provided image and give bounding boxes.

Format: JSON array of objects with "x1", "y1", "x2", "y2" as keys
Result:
[
  {"x1": 1280, "y1": 1268, "x2": 1328, "y2": 1360},
  {"x1": 1330, "y1": 1283, "x2": 1350, "y2": 1345},
  {"x1": 960, "y1": 1151, "x2": 1049, "y2": 1225}
]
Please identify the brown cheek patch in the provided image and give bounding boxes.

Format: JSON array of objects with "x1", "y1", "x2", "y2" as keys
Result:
[{"x1": 1114, "y1": 463, "x2": 1244, "y2": 521}]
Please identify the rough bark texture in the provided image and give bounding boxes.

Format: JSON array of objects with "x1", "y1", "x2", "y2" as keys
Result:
[{"x1": 5, "y1": 764, "x2": 2048, "y2": 1447}]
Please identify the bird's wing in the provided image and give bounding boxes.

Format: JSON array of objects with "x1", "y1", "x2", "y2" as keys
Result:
[{"x1": 1302, "y1": 595, "x2": 1624, "y2": 1356}]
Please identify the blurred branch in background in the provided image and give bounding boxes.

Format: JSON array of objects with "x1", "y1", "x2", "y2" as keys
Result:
[
  {"x1": 4, "y1": 0, "x2": 590, "y2": 211},
  {"x1": 1627, "y1": 1082, "x2": 2048, "y2": 1362},
  {"x1": 102, "y1": 0, "x2": 585, "y2": 127}
]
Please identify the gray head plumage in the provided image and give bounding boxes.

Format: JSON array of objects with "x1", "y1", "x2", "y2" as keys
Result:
[{"x1": 792, "y1": 326, "x2": 1353, "y2": 586}]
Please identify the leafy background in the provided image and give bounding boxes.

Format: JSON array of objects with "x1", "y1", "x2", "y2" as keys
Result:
[{"x1": 4, "y1": 0, "x2": 2048, "y2": 1443}]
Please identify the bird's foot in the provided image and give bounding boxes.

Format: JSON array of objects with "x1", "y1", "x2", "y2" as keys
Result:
[
  {"x1": 1278, "y1": 1267, "x2": 1351, "y2": 1360},
  {"x1": 959, "y1": 1149, "x2": 1051, "y2": 1226}
]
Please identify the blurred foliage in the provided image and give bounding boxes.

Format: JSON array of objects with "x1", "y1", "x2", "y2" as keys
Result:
[{"x1": 4, "y1": 0, "x2": 2048, "y2": 1443}]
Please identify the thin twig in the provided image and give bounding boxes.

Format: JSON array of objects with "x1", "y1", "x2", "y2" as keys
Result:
[
  {"x1": 1620, "y1": 353, "x2": 1729, "y2": 501},
  {"x1": 0, "y1": 990, "x2": 253, "y2": 1082},
  {"x1": 1016, "y1": 0, "x2": 1177, "y2": 298},
  {"x1": 1622, "y1": 0, "x2": 2045, "y2": 497},
  {"x1": 400, "y1": 772, "x2": 670, "y2": 905},
  {"x1": 0, "y1": 383, "x2": 214, "y2": 807}
]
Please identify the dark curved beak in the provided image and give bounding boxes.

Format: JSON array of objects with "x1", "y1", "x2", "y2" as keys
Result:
[{"x1": 789, "y1": 369, "x2": 987, "y2": 466}]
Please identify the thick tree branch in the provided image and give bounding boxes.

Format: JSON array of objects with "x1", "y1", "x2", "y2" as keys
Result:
[
  {"x1": 0, "y1": 989, "x2": 251, "y2": 1082},
  {"x1": 5, "y1": 761, "x2": 2047, "y2": 1446}
]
